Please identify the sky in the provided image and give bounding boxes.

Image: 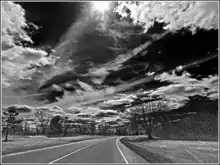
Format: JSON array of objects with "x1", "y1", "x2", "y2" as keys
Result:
[
  {"x1": 16, "y1": 2, "x2": 85, "y2": 46},
  {"x1": 1, "y1": 1, "x2": 218, "y2": 128}
]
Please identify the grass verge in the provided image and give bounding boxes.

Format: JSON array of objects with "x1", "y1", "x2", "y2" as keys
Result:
[
  {"x1": 120, "y1": 138, "x2": 173, "y2": 163},
  {"x1": 2, "y1": 135, "x2": 104, "y2": 155},
  {"x1": 120, "y1": 137, "x2": 218, "y2": 163}
]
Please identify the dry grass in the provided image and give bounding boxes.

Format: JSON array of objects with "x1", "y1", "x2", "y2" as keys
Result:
[{"x1": 135, "y1": 140, "x2": 218, "y2": 163}]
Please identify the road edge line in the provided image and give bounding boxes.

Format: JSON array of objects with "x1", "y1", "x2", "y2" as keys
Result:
[
  {"x1": 116, "y1": 137, "x2": 129, "y2": 164},
  {"x1": 48, "y1": 142, "x2": 99, "y2": 164},
  {"x1": 2, "y1": 138, "x2": 103, "y2": 158}
]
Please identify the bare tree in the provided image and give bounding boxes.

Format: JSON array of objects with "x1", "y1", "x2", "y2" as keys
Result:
[
  {"x1": 61, "y1": 117, "x2": 76, "y2": 137},
  {"x1": 129, "y1": 98, "x2": 198, "y2": 139},
  {"x1": 128, "y1": 100, "x2": 169, "y2": 139},
  {"x1": 34, "y1": 110, "x2": 51, "y2": 135}
]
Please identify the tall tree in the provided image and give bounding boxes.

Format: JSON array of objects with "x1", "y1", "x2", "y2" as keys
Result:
[
  {"x1": 50, "y1": 115, "x2": 65, "y2": 137},
  {"x1": 2, "y1": 108, "x2": 21, "y2": 141},
  {"x1": 129, "y1": 99, "x2": 198, "y2": 139}
]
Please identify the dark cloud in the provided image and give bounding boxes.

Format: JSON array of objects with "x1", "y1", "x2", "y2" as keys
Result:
[
  {"x1": 92, "y1": 110, "x2": 118, "y2": 118},
  {"x1": 4, "y1": 104, "x2": 34, "y2": 113}
]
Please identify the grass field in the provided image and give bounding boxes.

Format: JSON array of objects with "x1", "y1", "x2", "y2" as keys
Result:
[
  {"x1": 123, "y1": 136, "x2": 218, "y2": 163},
  {"x1": 138, "y1": 140, "x2": 218, "y2": 163},
  {"x1": 2, "y1": 135, "x2": 104, "y2": 155}
]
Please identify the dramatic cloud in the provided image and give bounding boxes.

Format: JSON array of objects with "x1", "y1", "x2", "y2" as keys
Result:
[
  {"x1": 24, "y1": 103, "x2": 128, "y2": 127},
  {"x1": 115, "y1": 1, "x2": 218, "y2": 33},
  {"x1": 89, "y1": 67, "x2": 109, "y2": 78},
  {"x1": 67, "y1": 106, "x2": 118, "y2": 118},
  {"x1": 36, "y1": 105, "x2": 66, "y2": 117},
  {"x1": 77, "y1": 80, "x2": 94, "y2": 91},
  {"x1": 103, "y1": 94, "x2": 137, "y2": 106},
  {"x1": 96, "y1": 116, "x2": 128, "y2": 126},
  {"x1": 2, "y1": 46, "x2": 47, "y2": 81},
  {"x1": 2, "y1": 1, "x2": 32, "y2": 49},
  {"x1": 97, "y1": 71, "x2": 218, "y2": 112},
  {"x1": 150, "y1": 72, "x2": 218, "y2": 109},
  {"x1": 67, "y1": 106, "x2": 83, "y2": 114},
  {"x1": 1, "y1": 2, "x2": 57, "y2": 87},
  {"x1": 92, "y1": 109, "x2": 118, "y2": 118},
  {"x1": 4, "y1": 104, "x2": 34, "y2": 113},
  {"x1": 155, "y1": 72, "x2": 218, "y2": 96}
]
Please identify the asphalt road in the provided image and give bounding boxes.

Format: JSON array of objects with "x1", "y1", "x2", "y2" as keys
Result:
[{"x1": 2, "y1": 137, "x2": 129, "y2": 164}]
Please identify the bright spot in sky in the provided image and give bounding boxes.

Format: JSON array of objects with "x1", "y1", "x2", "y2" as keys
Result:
[{"x1": 92, "y1": 1, "x2": 110, "y2": 12}]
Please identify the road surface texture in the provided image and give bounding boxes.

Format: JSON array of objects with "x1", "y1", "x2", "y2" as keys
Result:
[{"x1": 2, "y1": 136, "x2": 143, "y2": 164}]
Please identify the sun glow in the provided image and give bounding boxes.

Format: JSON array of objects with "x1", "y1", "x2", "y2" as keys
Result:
[{"x1": 92, "y1": 1, "x2": 110, "y2": 12}]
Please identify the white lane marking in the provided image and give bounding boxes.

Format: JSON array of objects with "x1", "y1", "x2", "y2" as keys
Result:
[
  {"x1": 185, "y1": 148, "x2": 203, "y2": 163},
  {"x1": 48, "y1": 142, "x2": 99, "y2": 164},
  {"x1": 2, "y1": 138, "x2": 104, "y2": 157},
  {"x1": 116, "y1": 137, "x2": 129, "y2": 164}
]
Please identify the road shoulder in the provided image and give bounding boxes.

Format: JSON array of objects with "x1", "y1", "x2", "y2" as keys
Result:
[{"x1": 117, "y1": 137, "x2": 147, "y2": 163}]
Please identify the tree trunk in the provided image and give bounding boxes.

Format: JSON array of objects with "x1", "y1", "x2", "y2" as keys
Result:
[
  {"x1": 42, "y1": 125, "x2": 45, "y2": 135},
  {"x1": 5, "y1": 124, "x2": 9, "y2": 142},
  {"x1": 59, "y1": 132, "x2": 61, "y2": 139},
  {"x1": 143, "y1": 124, "x2": 154, "y2": 140},
  {"x1": 147, "y1": 128, "x2": 153, "y2": 140},
  {"x1": 12, "y1": 127, "x2": 15, "y2": 138},
  {"x1": 63, "y1": 129, "x2": 67, "y2": 137},
  {"x1": 36, "y1": 127, "x2": 39, "y2": 135}
]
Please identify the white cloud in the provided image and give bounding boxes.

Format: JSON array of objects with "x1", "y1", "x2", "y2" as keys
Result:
[
  {"x1": 103, "y1": 94, "x2": 136, "y2": 106},
  {"x1": 1, "y1": 1, "x2": 32, "y2": 48},
  {"x1": 67, "y1": 106, "x2": 119, "y2": 119},
  {"x1": 35, "y1": 106, "x2": 66, "y2": 117},
  {"x1": 77, "y1": 80, "x2": 94, "y2": 91},
  {"x1": 1, "y1": 2, "x2": 57, "y2": 88},
  {"x1": 89, "y1": 67, "x2": 109, "y2": 77},
  {"x1": 105, "y1": 87, "x2": 116, "y2": 94},
  {"x1": 115, "y1": 1, "x2": 218, "y2": 33},
  {"x1": 150, "y1": 72, "x2": 218, "y2": 109},
  {"x1": 104, "y1": 98, "x2": 133, "y2": 106},
  {"x1": 62, "y1": 105, "x2": 126, "y2": 126},
  {"x1": 66, "y1": 107, "x2": 82, "y2": 114}
]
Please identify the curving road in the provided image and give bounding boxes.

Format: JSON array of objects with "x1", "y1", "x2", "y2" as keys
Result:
[{"x1": 2, "y1": 137, "x2": 129, "y2": 164}]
